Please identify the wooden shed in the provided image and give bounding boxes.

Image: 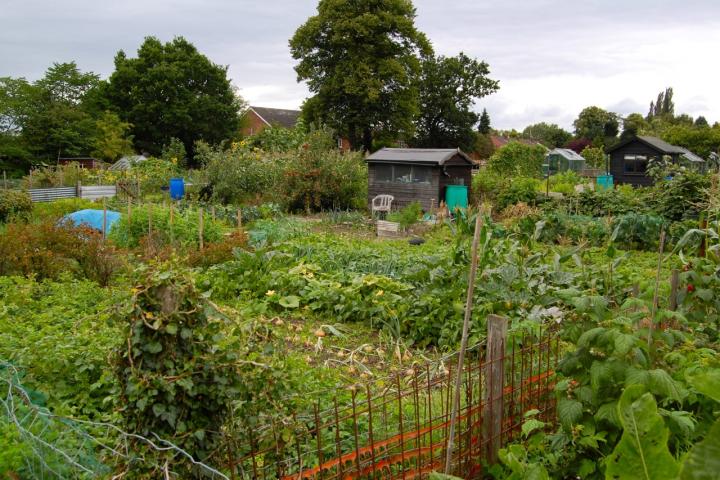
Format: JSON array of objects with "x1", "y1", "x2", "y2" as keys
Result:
[
  {"x1": 606, "y1": 135, "x2": 705, "y2": 186},
  {"x1": 366, "y1": 148, "x2": 473, "y2": 211}
]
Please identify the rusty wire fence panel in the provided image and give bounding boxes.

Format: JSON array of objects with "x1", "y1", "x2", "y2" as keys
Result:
[{"x1": 228, "y1": 327, "x2": 559, "y2": 480}]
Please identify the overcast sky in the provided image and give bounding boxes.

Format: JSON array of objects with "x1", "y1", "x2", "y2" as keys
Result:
[{"x1": 2, "y1": 0, "x2": 719, "y2": 131}]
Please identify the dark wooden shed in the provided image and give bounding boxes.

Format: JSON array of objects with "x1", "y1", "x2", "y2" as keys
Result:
[
  {"x1": 606, "y1": 136, "x2": 705, "y2": 186},
  {"x1": 366, "y1": 148, "x2": 474, "y2": 210}
]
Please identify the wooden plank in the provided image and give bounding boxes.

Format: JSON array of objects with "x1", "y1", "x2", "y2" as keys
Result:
[
  {"x1": 483, "y1": 314, "x2": 508, "y2": 464},
  {"x1": 377, "y1": 220, "x2": 401, "y2": 238}
]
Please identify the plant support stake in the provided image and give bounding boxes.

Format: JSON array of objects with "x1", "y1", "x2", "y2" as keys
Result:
[
  {"x1": 648, "y1": 228, "x2": 666, "y2": 350},
  {"x1": 444, "y1": 209, "x2": 484, "y2": 474}
]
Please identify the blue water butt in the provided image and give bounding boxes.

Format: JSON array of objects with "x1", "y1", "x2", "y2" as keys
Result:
[{"x1": 169, "y1": 178, "x2": 185, "y2": 200}]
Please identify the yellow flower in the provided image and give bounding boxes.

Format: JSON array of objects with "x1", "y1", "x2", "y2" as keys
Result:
[
  {"x1": 376, "y1": 290, "x2": 384, "y2": 297},
  {"x1": 265, "y1": 290, "x2": 276, "y2": 296},
  {"x1": 144, "y1": 311, "x2": 154, "y2": 319}
]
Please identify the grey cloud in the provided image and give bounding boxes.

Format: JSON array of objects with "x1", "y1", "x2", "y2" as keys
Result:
[{"x1": 1, "y1": 0, "x2": 718, "y2": 129}]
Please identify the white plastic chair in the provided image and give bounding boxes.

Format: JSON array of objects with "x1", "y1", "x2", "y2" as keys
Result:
[{"x1": 371, "y1": 194, "x2": 394, "y2": 217}]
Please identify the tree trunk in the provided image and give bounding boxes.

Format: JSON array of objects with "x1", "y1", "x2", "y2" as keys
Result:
[{"x1": 362, "y1": 126, "x2": 372, "y2": 153}]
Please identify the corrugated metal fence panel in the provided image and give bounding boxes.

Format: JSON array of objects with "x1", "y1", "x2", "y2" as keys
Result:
[
  {"x1": 79, "y1": 185, "x2": 117, "y2": 200},
  {"x1": 28, "y1": 187, "x2": 77, "y2": 203}
]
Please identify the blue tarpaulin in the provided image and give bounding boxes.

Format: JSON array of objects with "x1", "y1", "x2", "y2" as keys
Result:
[{"x1": 61, "y1": 209, "x2": 121, "y2": 234}]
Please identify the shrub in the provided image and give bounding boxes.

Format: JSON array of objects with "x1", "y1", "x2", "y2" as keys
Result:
[
  {"x1": 388, "y1": 201, "x2": 423, "y2": 229},
  {"x1": 109, "y1": 204, "x2": 224, "y2": 249},
  {"x1": 497, "y1": 177, "x2": 541, "y2": 210},
  {"x1": 0, "y1": 222, "x2": 121, "y2": 284},
  {"x1": 471, "y1": 169, "x2": 508, "y2": 204},
  {"x1": 0, "y1": 189, "x2": 33, "y2": 222},
  {"x1": 205, "y1": 148, "x2": 283, "y2": 204},
  {"x1": 648, "y1": 170, "x2": 710, "y2": 222},
  {"x1": 282, "y1": 148, "x2": 367, "y2": 212},
  {"x1": 611, "y1": 213, "x2": 665, "y2": 250},
  {"x1": 487, "y1": 142, "x2": 546, "y2": 177},
  {"x1": 187, "y1": 230, "x2": 248, "y2": 268}
]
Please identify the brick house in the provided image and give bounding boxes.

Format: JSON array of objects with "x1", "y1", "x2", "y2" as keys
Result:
[{"x1": 240, "y1": 106, "x2": 301, "y2": 137}]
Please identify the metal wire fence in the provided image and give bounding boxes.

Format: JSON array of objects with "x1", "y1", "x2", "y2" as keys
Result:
[{"x1": 227, "y1": 323, "x2": 559, "y2": 480}]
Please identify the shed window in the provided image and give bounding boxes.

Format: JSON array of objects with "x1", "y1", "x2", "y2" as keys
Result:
[
  {"x1": 624, "y1": 155, "x2": 648, "y2": 174},
  {"x1": 393, "y1": 165, "x2": 412, "y2": 183},
  {"x1": 375, "y1": 165, "x2": 393, "y2": 182},
  {"x1": 374, "y1": 165, "x2": 433, "y2": 184},
  {"x1": 412, "y1": 166, "x2": 431, "y2": 184}
]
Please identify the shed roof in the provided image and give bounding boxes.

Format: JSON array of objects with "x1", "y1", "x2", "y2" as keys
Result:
[
  {"x1": 607, "y1": 135, "x2": 686, "y2": 155},
  {"x1": 366, "y1": 148, "x2": 473, "y2": 165},
  {"x1": 678, "y1": 147, "x2": 705, "y2": 163},
  {"x1": 606, "y1": 135, "x2": 705, "y2": 163},
  {"x1": 249, "y1": 106, "x2": 301, "y2": 129},
  {"x1": 547, "y1": 148, "x2": 585, "y2": 161}
]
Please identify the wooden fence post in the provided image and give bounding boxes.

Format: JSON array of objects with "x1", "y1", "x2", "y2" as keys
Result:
[
  {"x1": 483, "y1": 314, "x2": 508, "y2": 465},
  {"x1": 76, "y1": 180, "x2": 81, "y2": 198},
  {"x1": 211, "y1": 206, "x2": 216, "y2": 222},
  {"x1": 237, "y1": 208, "x2": 242, "y2": 230},
  {"x1": 102, "y1": 199, "x2": 107, "y2": 240},
  {"x1": 3, "y1": 170, "x2": 7, "y2": 189},
  {"x1": 198, "y1": 207, "x2": 204, "y2": 250},
  {"x1": 669, "y1": 269, "x2": 679, "y2": 311},
  {"x1": 170, "y1": 203, "x2": 175, "y2": 245}
]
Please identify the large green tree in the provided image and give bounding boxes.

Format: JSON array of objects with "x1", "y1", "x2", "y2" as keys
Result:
[
  {"x1": 102, "y1": 37, "x2": 244, "y2": 162},
  {"x1": 521, "y1": 122, "x2": 572, "y2": 148},
  {"x1": 411, "y1": 53, "x2": 498, "y2": 151},
  {"x1": 573, "y1": 106, "x2": 619, "y2": 146},
  {"x1": 2, "y1": 62, "x2": 100, "y2": 163},
  {"x1": 290, "y1": 0, "x2": 431, "y2": 151}
]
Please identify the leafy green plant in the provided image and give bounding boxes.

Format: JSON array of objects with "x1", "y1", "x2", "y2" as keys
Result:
[
  {"x1": 0, "y1": 189, "x2": 32, "y2": 222},
  {"x1": 606, "y1": 385, "x2": 679, "y2": 480},
  {"x1": 108, "y1": 204, "x2": 223, "y2": 248},
  {"x1": 497, "y1": 177, "x2": 541, "y2": 210},
  {"x1": 387, "y1": 201, "x2": 423, "y2": 229}
]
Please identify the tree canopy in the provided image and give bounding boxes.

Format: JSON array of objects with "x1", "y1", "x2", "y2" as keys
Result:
[
  {"x1": 411, "y1": 53, "x2": 498, "y2": 151},
  {"x1": 0, "y1": 62, "x2": 101, "y2": 166},
  {"x1": 102, "y1": 36, "x2": 244, "y2": 163},
  {"x1": 522, "y1": 122, "x2": 572, "y2": 148},
  {"x1": 290, "y1": 0, "x2": 432, "y2": 151},
  {"x1": 573, "y1": 106, "x2": 619, "y2": 146}
]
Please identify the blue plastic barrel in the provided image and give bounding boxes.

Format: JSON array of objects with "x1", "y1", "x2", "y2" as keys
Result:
[
  {"x1": 169, "y1": 178, "x2": 185, "y2": 200},
  {"x1": 596, "y1": 174, "x2": 614, "y2": 192}
]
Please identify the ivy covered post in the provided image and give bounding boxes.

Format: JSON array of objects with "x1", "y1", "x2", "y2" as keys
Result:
[{"x1": 113, "y1": 263, "x2": 246, "y2": 475}]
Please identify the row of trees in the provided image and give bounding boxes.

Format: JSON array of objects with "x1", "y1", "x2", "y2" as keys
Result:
[
  {"x1": 0, "y1": 37, "x2": 243, "y2": 173},
  {"x1": 509, "y1": 87, "x2": 719, "y2": 160}
]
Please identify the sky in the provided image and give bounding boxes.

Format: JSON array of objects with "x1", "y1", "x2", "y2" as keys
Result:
[{"x1": 2, "y1": 0, "x2": 719, "y2": 131}]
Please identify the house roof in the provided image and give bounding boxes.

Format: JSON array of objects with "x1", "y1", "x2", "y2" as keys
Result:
[
  {"x1": 366, "y1": 148, "x2": 473, "y2": 165},
  {"x1": 248, "y1": 106, "x2": 301, "y2": 129},
  {"x1": 547, "y1": 148, "x2": 585, "y2": 161}
]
